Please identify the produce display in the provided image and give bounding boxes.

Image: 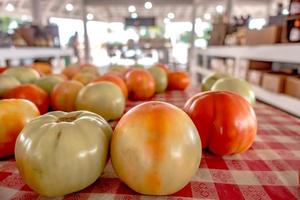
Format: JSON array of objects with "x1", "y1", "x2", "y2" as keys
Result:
[
  {"x1": 76, "y1": 82, "x2": 125, "y2": 121},
  {"x1": 184, "y1": 91, "x2": 257, "y2": 155},
  {"x1": 0, "y1": 63, "x2": 260, "y2": 197},
  {"x1": 0, "y1": 99, "x2": 40, "y2": 158},
  {"x1": 111, "y1": 101, "x2": 201, "y2": 195},
  {"x1": 15, "y1": 111, "x2": 112, "y2": 197},
  {"x1": 211, "y1": 77, "x2": 256, "y2": 104}
]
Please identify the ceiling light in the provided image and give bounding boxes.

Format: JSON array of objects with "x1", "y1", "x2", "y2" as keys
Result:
[
  {"x1": 168, "y1": 12, "x2": 175, "y2": 19},
  {"x1": 65, "y1": 3, "x2": 74, "y2": 12},
  {"x1": 204, "y1": 13, "x2": 211, "y2": 21},
  {"x1": 164, "y1": 17, "x2": 170, "y2": 24},
  {"x1": 128, "y1": 5, "x2": 136, "y2": 13},
  {"x1": 131, "y1": 12, "x2": 138, "y2": 19},
  {"x1": 145, "y1": 1, "x2": 152, "y2": 10},
  {"x1": 87, "y1": 13, "x2": 94, "y2": 20},
  {"x1": 282, "y1": 8, "x2": 289, "y2": 15},
  {"x1": 216, "y1": 5, "x2": 224, "y2": 14},
  {"x1": 5, "y1": 3, "x2": 15, "y2": 12}
]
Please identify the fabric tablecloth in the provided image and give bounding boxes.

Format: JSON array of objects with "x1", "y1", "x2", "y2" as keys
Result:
[{"x1": 0, "y1": 88, "x2": 299, "y2": 200}]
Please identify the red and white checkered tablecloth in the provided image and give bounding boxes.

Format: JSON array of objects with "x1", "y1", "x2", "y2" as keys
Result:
[{"x1": 0, "y1": 88, "x2": 300, "y2": 200}]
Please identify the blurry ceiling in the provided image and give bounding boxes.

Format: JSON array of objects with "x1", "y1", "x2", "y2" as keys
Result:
[{"x1": 0, "y1": 0, "x2": 291, "y2": 23}]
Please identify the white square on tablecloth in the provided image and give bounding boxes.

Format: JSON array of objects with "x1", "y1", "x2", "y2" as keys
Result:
[{"x1": 231, "y1": 170, "x2": 260, "y2": 185}]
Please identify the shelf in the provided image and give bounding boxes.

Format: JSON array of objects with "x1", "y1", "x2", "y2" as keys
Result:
[
  {"x1": 0, "y1": 47, "x2": 73, "y2": 61},
  {"x1": 195, "y1": 67, "x2": 300, "y2": 117},
  {"x1": 197, "y1": 44, "x2": 300, "y2": 64}
]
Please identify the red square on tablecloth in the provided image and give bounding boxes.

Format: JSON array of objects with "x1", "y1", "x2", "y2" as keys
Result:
[
  {"x1": 245, "y1": 160, "x2": 272, "y2": 171},
  {"x1": 214, "y1": 183, "x2": 244, "y2": 200},
  {"x1": 205, "y1": 157, "x2": 229, "y2": 170},
  {"x1": 263, "y1": 185, "x2": 297, "y2": 200},
  {"x1": 170, "y1": 182, "x2": 193, "y2": 197},
  {"x1": 0, "y1": 172, "x2": 11, "y2": 181}
]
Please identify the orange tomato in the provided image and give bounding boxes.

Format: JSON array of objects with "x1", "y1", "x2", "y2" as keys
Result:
[
  {"x1": 184, "y1": 91, "x2": 257, "y2": 155},
  {"x1": 31, "y1": 62, "x2": 52, "y2": 76},
  {"x1": 0, "y1": 99, "x2": 39, "y2": 158},
  {"x1": 4, "y1": 84, "x2": 49, "y2": 114},
  {"x1": 124, "y1": 69, "x2": 155, "y2": 100},
  {"x1": 167, "y1": 71, "x2": 190, "y2": 90},
  {"x1": 93, "y1": 74, "x2": 128, "y2": 99},
  {"x1": 111, "y1": 101, "x2": 201, "y2": 195},
  {"x1": 51, "y1": 80, "x2": 84, "y2": 112},
  {"x1": 62, "y1": 66, "x2": 81, "y2": 79}
]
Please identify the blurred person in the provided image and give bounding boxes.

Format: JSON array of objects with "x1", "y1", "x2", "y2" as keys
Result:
[{"x1": 68, "y1": 32, "x2": 80, "y2": 63}]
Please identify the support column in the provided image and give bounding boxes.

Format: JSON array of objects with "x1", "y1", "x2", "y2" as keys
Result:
[
  {"x1": 81, "y1": 0, "x2": 90, "y2": 63},
  {"x1": 225, "y1": 0, "x2": 233, "y2": 20},
  {"x1": 31, "y1": 0, "x2": 42, "y2": 25},
  {"x1": 187, "y1": 0, "x2": 198, "y2": 72}
]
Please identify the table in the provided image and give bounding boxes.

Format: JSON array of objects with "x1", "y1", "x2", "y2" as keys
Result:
[{"x1": 0, "y1": 88, "x2": 299, "y2": 200}]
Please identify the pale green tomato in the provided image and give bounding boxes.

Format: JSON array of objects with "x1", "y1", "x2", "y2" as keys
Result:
[
  {"x1": 4, "y1": 67, "x2": 40, "y2": 83},
  {"x1": 33, "y1": 75, "x2": 64, "y2": 94},
  {"x1": 148, "y1": 66, "x2": 168, "y2": 93},
  {"x1": 15, "y1": 111, "x2": 112, "y2": 197},
  {"x1": 211, "y1": 77, "x2": 256, "y2": 104},
  {"x1": 76, "y1": 82, "x2": 125, "y2": 121},
  {"x1": 201, "y1": 73, "x2": 227, "y2": 91}
]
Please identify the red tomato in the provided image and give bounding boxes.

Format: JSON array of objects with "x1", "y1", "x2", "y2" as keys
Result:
[
  {"x1": 51, "y1": 80, "x2": 84, "y2": 112},
  {"x1": 184, "y1": 91, "x2": 257, "y2": 155},
  {"x1": 94, "y1": 74, "x2": 128, "y2": 99},
  {"x1": 0, "y1": 67, "x2": 8, "y2": 74},
  {"x1": 0, "y1": 99, "x2": 40, "y2": 158},
  {"x1": 124, "y1": 69, "x2": 155, "y2": 100},
  {"x1": 4, "y1": 84, "x2": 50, "y2": 114},
  {"x1": 167, "y1": 71, "x2": 190, "y2": 90}
]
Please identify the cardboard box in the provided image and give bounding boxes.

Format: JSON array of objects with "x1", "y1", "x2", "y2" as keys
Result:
[
  {"x1": 247, "y1": 70, "x2": 268, "y2": 85},
  {"x1": 211, "y1": 58, "x2": 226, "y2": 73},
  {"x1": 284, "y1": 76, "x2": 300, "y2": 99},
  {"x1": 225, "y1": 59, "x2": 235, "y2": 75},
  {"x1": 262, "y1": 72, "x2": 287, "y2": 93},
  {"x1": 245, "y1": 26, "x2": 282, "y2": 45},
  {"x1": 248, "y1": 61, "x2": 272, "y2": 70}
]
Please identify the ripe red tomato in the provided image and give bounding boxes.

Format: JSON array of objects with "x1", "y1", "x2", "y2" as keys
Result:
[
  {"x1": 167, "y1": 71, "x2": 190, "y2": 90},
  {"x1": 51, "y1": 80, "x2": 84, "y2": 112},
  {"x1": 4, "y1": 84, "x2": 50, "y2": 114},
  {"x1": 0, "y1": 67, "x2": 8, "y2": 74},
  {"x1": 124, "y1": 69, "x2": 155, "y2": 100},
  {"x1": 0, "y1": 99, "x2": 39, "y2": 158},
  {"x1": 184, "y1": 91, "x2": 257, "y2": 155},
  {"x1": 93, "y1": 74, "x2": 128, "y2": 99}
]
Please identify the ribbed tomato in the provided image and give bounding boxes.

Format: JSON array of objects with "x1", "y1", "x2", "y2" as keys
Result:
[
  {"x1": 167, "y1": 71, "x2": 190, "y2": 90},
  {"x1": 94, "y1": 74, "x2": 128, "y2": 99},
  {"x1": 124, "y1": 69, "x2": 155, "y2": 100},
  {"x1": 184, "y1": 91, "x2": 257, "y2": 155},
  {"x1": 0, "y1": 99, "x2": 39, "y2": 158},
  {"x1": 4, "y1": 84, "x2": 49, "y2": 114}
]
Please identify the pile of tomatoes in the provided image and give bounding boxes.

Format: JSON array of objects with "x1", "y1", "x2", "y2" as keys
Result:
[{"x1": 0, "y1": 63, "x2": 257, "y2": 197}]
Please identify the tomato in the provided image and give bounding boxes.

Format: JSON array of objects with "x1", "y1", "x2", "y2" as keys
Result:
[
  {"x1": 184, "y1": 91, "x2": 257, "y2": 155},
  {"x1": 4, "y1": 84, "x2": 50, "y2": 114},
  {"x1": 76, "y1": 82, "x2": 125, "y2": 121},
  {"x1": 167, "y1": 71, "x2": 190, "y2": 90},
  {"x1": 0, "y1": 99, "x2": 39, "y2": 158},
  {"x1": 72, "y1": 72, "x2": 97, "y2": 85},
  {"x1": 93, "y1": 74, "x2": 128, "y2": 99},
  {"x1": 148, "y1": 66, "x2": 168, "y2": 93},
  {"x1": 33, "y1": 75, "x2": 64, "y2": 94},
  {"x1": 111, "y1": 101, "x2": 201, "y2": 195},
  {"x1": 124, "y1": 69, "x2": 155, "y2": 100},
  {"x1": 0, "y1": 74, "x2": 20, "y2": 98},
  {"x1": 15, "y1": 111, "x2": 112, "y2": 197},
  {"x1": 211, "y1": 77, "x2": 256, "y2": 104},
  {"x1": 154, "y1": 63, "x2": 171, "y2": 74},
  {"x1": 51, "y1": 80, "x2": 84, "y2": 112},
  {"x1": 62, "y1": 65, "x2": 81, "y2": 79},
  {"x1": 201, "y1": 73, "x2": 227, "y2": 91},
  {"x1": 31, "y1": 62, "x2": 52, "y2": 76},
  {"x1": 0, "y1": 67, "x2": 8, "y2": 74},
  {"x1": 3, "y1": 67, "x2": 40, "y2": 83},
  {"x1": 79, "y1": 65, "x2": 99, "y2": 76}
]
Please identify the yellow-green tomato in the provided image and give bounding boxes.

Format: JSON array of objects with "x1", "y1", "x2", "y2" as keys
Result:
[
  {"x1": 201, "y1": 73, "x2": 227, "y2": 91},
  {"x1": 15, "y1": 111, "x2": 112, "y2": 197},
  {"x1": 4, "y1": 67, "x2": 40, "y2": 83},
  {"x1": 76, "y1": 82, "x2": 125, "y2": 121},
  {"x1": 111, "y1": 101, "x2": 202, "y2": 195},
  {"x1": 211, "y1": 77, "x2": 256, "y2": 104},
  {"x1": 148, "y1": 66, "x2": 168, "y2": 93}
]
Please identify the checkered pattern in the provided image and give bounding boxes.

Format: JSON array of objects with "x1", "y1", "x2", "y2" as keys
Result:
[{"x1": 1, "y1": 88, "x2": 299, "y2": 200}]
